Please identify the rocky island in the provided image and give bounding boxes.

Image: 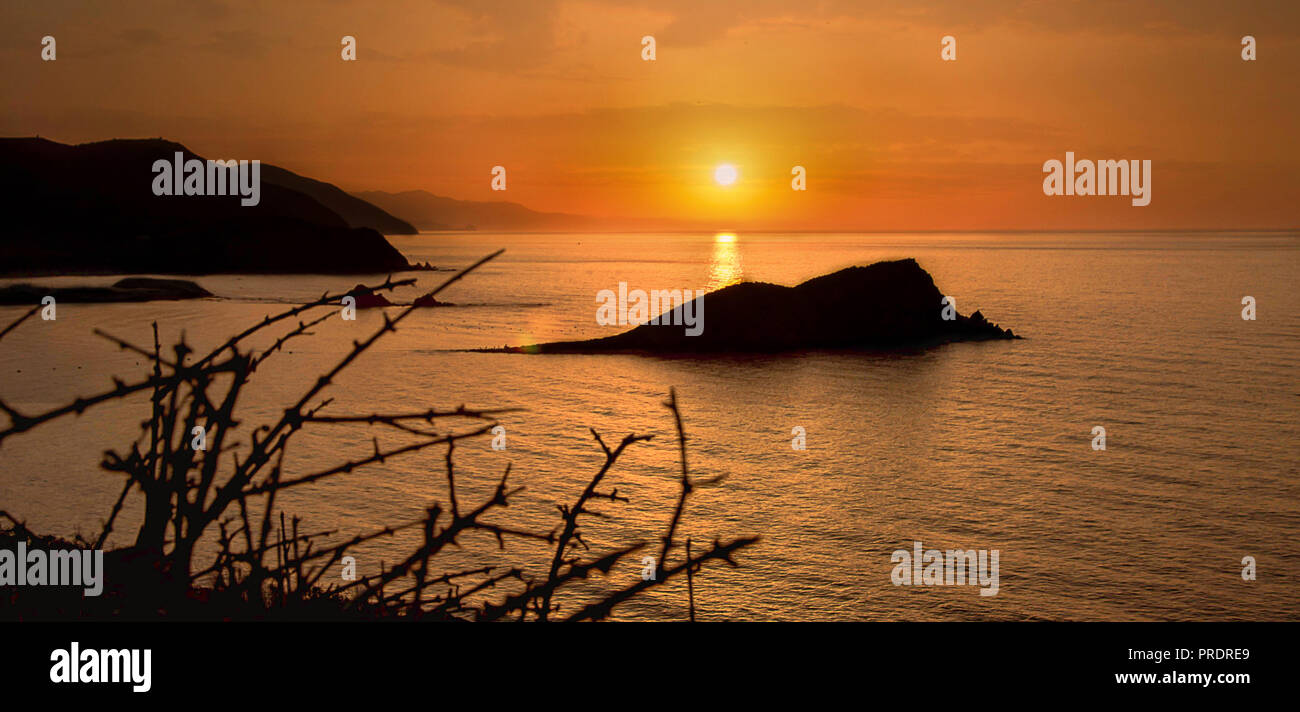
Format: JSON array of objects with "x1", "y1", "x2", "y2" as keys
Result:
[{"x1": 505, "y1": 259, "x2": 1020, "y2": 354}]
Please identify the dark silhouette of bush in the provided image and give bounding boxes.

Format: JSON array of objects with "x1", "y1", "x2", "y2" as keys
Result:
[{"x1": 0, "y1": 252, "x2": 756, "y2": 620}]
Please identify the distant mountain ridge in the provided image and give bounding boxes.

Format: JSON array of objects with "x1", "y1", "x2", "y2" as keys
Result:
[
  {"x1": 0, "y1": 137, "x2": 416, "y2": 275},
  {"x1": 261, "y1": 166, "x2": 415, "y2": 235},
  {"x1": 354, "y1": 189, "x2": 601, "y2": 231}
]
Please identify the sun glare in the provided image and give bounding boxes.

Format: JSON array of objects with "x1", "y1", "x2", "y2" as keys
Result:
[{"x1": 714, "y1": 163, "x2": 738, "y2": 186}]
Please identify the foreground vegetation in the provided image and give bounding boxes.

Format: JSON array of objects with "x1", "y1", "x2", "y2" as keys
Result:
[{"x1": 0, "y1": 251, "x2": 755, "y2": 620}]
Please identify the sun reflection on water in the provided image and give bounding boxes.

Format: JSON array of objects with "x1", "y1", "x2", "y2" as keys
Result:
[{"x1": 708, "y1": 233, "x2": 744, "y2": 291}]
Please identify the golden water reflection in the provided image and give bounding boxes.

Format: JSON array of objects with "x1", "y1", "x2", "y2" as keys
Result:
[{"x1": 708, "y1": 233, "x2": 744, "y2": 291}]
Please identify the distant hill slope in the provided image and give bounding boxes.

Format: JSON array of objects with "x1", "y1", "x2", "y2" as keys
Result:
[
  {"x1": 0, "y1": 137, "x2": 414, "y2": 275},
  {"x1": 354, "y1": 189, "x2": 599, "y2": 231},
  {"x1": 260, "y1": 165, "x2": 415, "y2": 234}
]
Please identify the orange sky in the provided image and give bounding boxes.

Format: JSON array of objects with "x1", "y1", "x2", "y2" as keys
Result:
[{"x1": 3, "y1": 0, "x2": 1297, "y2": 230}]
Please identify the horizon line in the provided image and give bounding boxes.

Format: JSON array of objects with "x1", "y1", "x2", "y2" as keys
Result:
[{"x1": 402, "y1": 228, "x2": 1300, "y2": 236}]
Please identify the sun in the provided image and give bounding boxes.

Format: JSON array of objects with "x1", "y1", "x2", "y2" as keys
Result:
[{"x1": 714, "y1": 163, "x2": 738, "y2": 186}]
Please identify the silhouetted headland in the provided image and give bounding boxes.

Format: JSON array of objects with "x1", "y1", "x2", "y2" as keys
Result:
[
  {"x1": 0, "y1": 277, "x2": 212, "y2": 304},
  {"x1": 0, "y1": 137, "x2": 420, "y2": 276},
  {"x1": 501, "y1": 259, "x2": 1020, "y2": 354}
]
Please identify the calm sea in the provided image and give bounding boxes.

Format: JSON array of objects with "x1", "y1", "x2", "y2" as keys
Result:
[{"x1": 1, "y1": 232, "x2": 1297, "y2": 620}]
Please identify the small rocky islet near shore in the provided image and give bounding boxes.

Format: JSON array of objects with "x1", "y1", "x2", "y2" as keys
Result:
[
  {"x1": 0, "y1": 277, "x2": 214, "y2": 304},
  {"x1": 343, "y1": 284, "x2": 453, "y2": 308}
]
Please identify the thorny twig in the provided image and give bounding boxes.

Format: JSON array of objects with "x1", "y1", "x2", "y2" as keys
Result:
[{"x1": 0, "y1": 252, "x2": 757, "y2": 620}]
